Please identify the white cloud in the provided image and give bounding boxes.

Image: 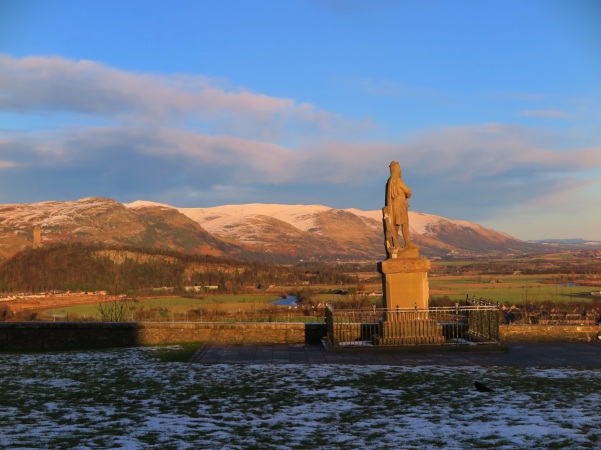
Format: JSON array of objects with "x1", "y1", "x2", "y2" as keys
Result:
[
  {"x1": 401, "y1": 124, "x2": 601, "y2": 176},
  {"x1": 1, "y1": 54, "x2": 600, "y2": 238},
  {"x1": 0, "y1": 54, "x2": 348, "y2": 139},
  {"x1": 0, "y1": 160, "x2": 19, "y2": 169},
  {"x1": 4, "y1": 121, "x2": 599, "y2": 203},
  {"x1": 481, "y1": 179, "x2": 601, "y2": 240},
  {"x1": 0, "y1": 125, "x2": 300, "y2": 185},
  {"x1": 288, "y1": 124, "x2": 601, "y2": 185}
]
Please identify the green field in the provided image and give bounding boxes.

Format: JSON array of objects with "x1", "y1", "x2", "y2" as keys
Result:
[
  {"x1": 44, "y1": 294, "x2": 282, "y2": 320},
  {"x1": 430, "y1": 274, "x2": 601, "y2": 304},
  {"x1": 42, "y1": 273, "x2": 601, "y2": 320}
]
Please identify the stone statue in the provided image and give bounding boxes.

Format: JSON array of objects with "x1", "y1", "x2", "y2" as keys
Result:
[{"x1": 383, "y1": 161, "x2": 412, "y2": 258}]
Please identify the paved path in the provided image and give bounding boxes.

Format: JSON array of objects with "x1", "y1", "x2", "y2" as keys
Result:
[{"x1": 190, "y1": 342, "x2": 601, "y2": 367}]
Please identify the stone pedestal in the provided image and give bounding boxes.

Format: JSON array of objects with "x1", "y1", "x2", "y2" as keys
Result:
[
  {"x1": 375, "y1": 247, "x2": 443, "y2": 345},
  {"x1": 376, "y1": 320, "x2": 445, "y2": 345},
  {"x1": 377, "y1": 247, "x2": 431, "y2": 310}
]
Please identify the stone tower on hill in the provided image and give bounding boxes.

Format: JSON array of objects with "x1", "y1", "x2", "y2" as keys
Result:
[{"x1": 33, "y1": 226, "x2": 42, "y2": 249}]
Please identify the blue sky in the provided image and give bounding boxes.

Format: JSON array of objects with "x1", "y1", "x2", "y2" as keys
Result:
[{"x1": 1, "y1": 0, "x2": 600, "y2": 240}]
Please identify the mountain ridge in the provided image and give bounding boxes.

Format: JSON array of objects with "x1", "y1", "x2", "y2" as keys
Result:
[
  {"x1": 126, "y1": 200, "x2": 546, "y2": 259},
  {"x1": 0, "y1": 197, "x2": 554, "y2": 263}
]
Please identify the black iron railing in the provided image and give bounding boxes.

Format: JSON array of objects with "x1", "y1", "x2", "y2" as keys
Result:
[{"x1": 325, "y1": 302, "x2": 500, "y2": 347}]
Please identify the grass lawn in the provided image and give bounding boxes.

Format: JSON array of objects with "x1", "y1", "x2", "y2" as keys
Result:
[{"x1": 0, "y1": 346, "x2": 599, "y2": 448}]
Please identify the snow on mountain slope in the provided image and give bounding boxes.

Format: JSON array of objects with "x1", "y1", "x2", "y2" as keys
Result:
[
  {"x1": 129, "y1": 201, "x2": 521, "y2": 242},
  {"x1": 173, "y1": 203, "x2": 543, "y2": 257},
  {"x1": 0, "y1": 197, "x2": 125, "y2": 229},
  {"x1": 345, "y1": 208, "x2": 501, "y2": 237},
  {"x1": 175, "y1": 204, "x2": 333, "y2": 234},
  {"x1": 127, "y1": 202, "x2": 327, "y2": 232},
  {"x1": 344, "y1": 208, "x2": 436, "y2": 235},
  {"x1": 129, "y1": 201, "x2": 463, "y2": 239},
  {"x1": 125, "y1": 200, "x2": 175, "y2": 210},
  {"x1": 126, "y1": 202, "x2": 383, "y2": 259},
  {"x1": 0, "y1": 198, "x2": 546, "y2": 262},
  {"x1": 0, "y1": 198, "x2": 236, "y2": 260}
]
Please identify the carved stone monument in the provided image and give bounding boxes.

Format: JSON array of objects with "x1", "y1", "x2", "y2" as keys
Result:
[
  {"x1": 376, "y1": 162, "x2": 443, "y2": 345},
  {"x1": 378, "y1": 161, "x2": 430, "y2": 310}
]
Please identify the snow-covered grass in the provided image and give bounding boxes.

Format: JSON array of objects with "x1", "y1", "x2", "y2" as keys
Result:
[{"x1": 1, "y1": 347, "x2": 600, "y2": 449}]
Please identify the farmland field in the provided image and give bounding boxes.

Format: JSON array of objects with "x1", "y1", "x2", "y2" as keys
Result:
[
  {"x1": 38, "y1": 274, "x2": 601, "y2": 321},
  {"x1": 430, "y1": 274, "x2": 601, "y2": 304},
  {"x1": 43, "y1": 294, "x2": 283, "y2": 320}
]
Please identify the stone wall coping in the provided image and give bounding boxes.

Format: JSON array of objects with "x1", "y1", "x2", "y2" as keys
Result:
[
  {"x1": 0, "y1": 321, "x2": 306, "y2": 330},
  {"x1": 500, "y1": 324, "x2": 601, "y2": 343}
]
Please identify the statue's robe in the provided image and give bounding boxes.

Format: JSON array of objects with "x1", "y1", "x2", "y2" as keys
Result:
[{"x1": 385, "y1": 176, "x2": 411, "y2": 226}]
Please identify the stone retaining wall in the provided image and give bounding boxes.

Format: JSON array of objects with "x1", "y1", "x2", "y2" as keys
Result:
[
  {"x1": 1, "y1": 322, "x2": 600, "y2": 351},
  {"x1": 500, "y1": 324, "x2": 601, "y2": 343},
  {"x1": 0, "y1": 322, "x2": 327, "y2": 351}
]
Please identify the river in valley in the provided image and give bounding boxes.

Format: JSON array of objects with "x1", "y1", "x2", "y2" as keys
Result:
[{"x1": 271, "y1": 296, "x2": 299, "y2": 307}]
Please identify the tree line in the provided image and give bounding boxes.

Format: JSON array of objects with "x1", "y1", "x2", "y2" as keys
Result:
[{"x1": 0, "y1": 243, "x2": 358, "y2": 294}]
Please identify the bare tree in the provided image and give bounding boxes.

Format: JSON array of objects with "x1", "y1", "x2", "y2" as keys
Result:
[
  {"x1": 97, "y1": 296, "x2": 137, "y2": 322},
  {"x1": 0, "y1": 305, "x2": 13, "y2": 322}
]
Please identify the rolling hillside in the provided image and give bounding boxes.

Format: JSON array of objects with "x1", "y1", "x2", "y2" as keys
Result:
[{"x1": 0, "y1": 197, "x2": 549, "y2": 264}]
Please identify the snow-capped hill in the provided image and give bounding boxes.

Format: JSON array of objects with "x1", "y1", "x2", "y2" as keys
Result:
[
  {"x1": 335, "y1": 208, "x2": 511, "y2": 242},
  {"x1": 173, "y1": 203, "x2": 540, "y2": 259},
  {"x1": 0, "y1": 197, "x2": 548, "y2": 262},
  {"x1": 124, "y1": 200, "x2": 176, "y2": 210},
  {"x1": 0, "y1": 197, "x2": 122, "y2": 229},
  {"x1": 177, "y1": 204, "x2": 333, "y2": 233},
  {"x1": 410, "y1": 211, "x2": 508, "y2": 238},
  {"x1": 0, "y1": 197, "x2": 236, "y2": 261},
  {"x1": 343, "y1": 209, "x2": 445, "y2": 235},
  {"x1": 1, "y1": 197, "x2": 106, "y2": 231},
  {"x1": 172, "y1": 203, "x2": 379, "y2": 259}
]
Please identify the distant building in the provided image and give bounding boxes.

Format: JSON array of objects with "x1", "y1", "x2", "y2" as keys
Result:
[{"x1": 185, "y1": 285, "x2": 219, "y2": 292}]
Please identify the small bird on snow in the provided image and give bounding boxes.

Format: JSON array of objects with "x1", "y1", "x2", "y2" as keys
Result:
[{"x1": 474, "y1": 381, "x2": 494, "y2": 392}]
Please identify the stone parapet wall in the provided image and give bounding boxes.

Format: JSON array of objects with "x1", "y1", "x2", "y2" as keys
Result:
[
  {"x1": 2, "y1": 322, "x2": 599, "y2": 351},
  {"x1": 136, "y1": 322, "x2": 306, "y2": 345},
  {"x1": 0, "y1": 322, "x2": 326, "y2": 351},
  {"x1": 500, "y1": 324, "x2": 601, "y2": 343}
]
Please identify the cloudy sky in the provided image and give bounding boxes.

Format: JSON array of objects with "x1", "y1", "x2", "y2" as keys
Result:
[{"x1": 1, "y1": 0, "x2": 600, "y2": 240}]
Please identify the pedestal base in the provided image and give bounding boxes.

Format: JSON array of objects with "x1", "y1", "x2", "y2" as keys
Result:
[
  {"x1": 375, "y1": 252, "x2": 443, "y2": 345},
  {"x1": 373, "y1": 320, "x2": 445, "y2": 346},
  {"x1": 378, "y1": 256, "x2": 431, "y2": 310}
]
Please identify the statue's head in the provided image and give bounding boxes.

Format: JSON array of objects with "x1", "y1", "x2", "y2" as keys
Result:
[{"x1": 389, "y1": 161, "x2": 401, "y2": 177}]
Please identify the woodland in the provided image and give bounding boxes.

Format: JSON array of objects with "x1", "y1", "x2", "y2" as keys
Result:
[{"x1": 0, "y1": 243, "x2": 359, "y2": 294}]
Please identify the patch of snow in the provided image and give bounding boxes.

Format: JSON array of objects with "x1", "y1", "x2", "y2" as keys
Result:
[
  {"x1": 176, "y1": 203, "x2": 333, "y2": 234},
  {"x1": 0, "y1": 197, "x2": 122, "y2": 229},
  {"x1": 124, "y1": 200, "x2": 176, "y2": 210},
  {"x1": 1, "y1": 349, "x2": 600, "y2": 449},
  {"x1": 346, "y1": 208, "x2": 443, "y2": 235}
]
